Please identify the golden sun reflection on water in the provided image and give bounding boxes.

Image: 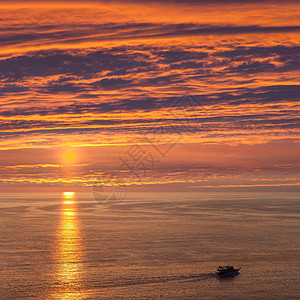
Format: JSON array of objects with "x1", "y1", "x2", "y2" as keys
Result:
[{"x1": 51, "y1": 192, "x2": 85, "y2": 299}]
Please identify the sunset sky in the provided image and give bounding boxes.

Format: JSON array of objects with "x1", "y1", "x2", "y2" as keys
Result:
[{"x1": 0, "y1": 0, "x2": 299, "y2": 192}]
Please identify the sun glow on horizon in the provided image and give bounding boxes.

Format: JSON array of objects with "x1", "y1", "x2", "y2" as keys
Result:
[
  {"x1": 63, "y1": 192, "x2": 75, "y2": 204},
  {"x1": 63, "y1": 191, "x2": 75, "y2": 197}
]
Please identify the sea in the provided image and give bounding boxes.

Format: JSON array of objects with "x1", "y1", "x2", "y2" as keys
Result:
[{"x1": 0, "y1": 192, "x2": 299, "y2": 299}]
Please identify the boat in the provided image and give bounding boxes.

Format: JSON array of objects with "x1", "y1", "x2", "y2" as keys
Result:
[{"x1": 216, "y1": 266, "x2": 241, "y2": 276}]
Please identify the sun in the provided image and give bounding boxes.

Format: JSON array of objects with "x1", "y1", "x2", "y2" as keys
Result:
[{"x1": 62, "y1": 149, "x2": 76, "y2": 165}]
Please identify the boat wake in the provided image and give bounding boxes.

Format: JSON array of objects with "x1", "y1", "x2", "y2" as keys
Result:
[{"x1": 49, "y1": 272, "x2": 217, "y2": 291}]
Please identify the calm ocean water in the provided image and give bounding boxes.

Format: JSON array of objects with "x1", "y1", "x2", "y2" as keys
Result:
[{"x1": 0, "y1": 192, "x2": 299, "y2": 299}]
